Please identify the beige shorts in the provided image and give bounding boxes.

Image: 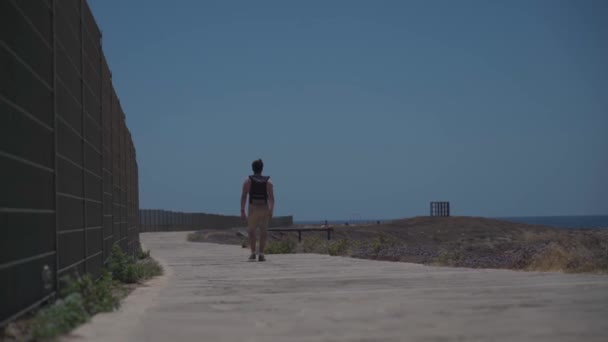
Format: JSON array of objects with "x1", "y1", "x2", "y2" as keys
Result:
[{"x1": 248, "y1": 204, "x2": 270, "y2": 233}]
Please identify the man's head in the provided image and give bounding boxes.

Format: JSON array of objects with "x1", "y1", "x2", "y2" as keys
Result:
[{"x1": 252, "y1": 159, "x2": 264, "y2": 174}]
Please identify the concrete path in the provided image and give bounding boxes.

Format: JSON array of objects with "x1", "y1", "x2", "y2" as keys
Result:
[{"x1": 69, "y1": 232, "x2": 608, "y2": 342}]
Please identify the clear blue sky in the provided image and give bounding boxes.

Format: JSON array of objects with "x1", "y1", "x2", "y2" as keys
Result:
[{"x1": 89, "y1": 0, "x2": 607, "y2": 220}]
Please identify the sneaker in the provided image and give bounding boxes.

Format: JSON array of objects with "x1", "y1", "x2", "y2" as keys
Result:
[
  {"x1": 248, "y1": 254, "x2": 256, "y2": 262},
  {"x1": 258, "y1": 254, "x2": 266, "y2": 262}
]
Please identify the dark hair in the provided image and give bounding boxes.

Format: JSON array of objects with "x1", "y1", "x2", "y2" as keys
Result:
[{"x1": 252, "y1": 159, "x2": 264, "y2": 174}]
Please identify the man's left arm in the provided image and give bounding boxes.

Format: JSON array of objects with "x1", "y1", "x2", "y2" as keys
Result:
[{"x1": 267, "y1": 180, "x2": 275, "y2": 218}]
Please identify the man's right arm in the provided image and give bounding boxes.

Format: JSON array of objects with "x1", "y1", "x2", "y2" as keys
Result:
[{"x1": 240, "y1": 178, "x2": 249, "y2": 221}]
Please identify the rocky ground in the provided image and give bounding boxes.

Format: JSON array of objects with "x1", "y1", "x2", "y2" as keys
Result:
[{"x1": 188, "y1": 216, "x2": 608, "y2": 273}]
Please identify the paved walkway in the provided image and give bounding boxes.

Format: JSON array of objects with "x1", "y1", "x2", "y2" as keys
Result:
[{"x1": 69, "y1": 232, "x2": 608, "y2": 342}]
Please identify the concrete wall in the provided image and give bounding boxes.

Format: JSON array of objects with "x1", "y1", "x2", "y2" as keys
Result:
[{"x1": 1, "y1": 0, "x2": 139, "y2": 326}]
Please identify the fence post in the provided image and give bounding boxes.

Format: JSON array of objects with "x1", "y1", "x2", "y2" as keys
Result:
[{"x1": 52, "y1": 0, "x2": 59, "y2": 295}]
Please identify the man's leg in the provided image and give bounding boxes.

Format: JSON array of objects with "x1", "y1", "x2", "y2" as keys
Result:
[
  {"x1": 259, "y1": 226, "x2": 267, "y2": 255},
  {"x1": 258, "y1": 208, "x2": 270, "y2": 257},
  {"x1": 248, "y1": 226, "x2": 257, "y2": 256},
  {"x1": 247, "y1": 208, "x2": 258, "y2": 257}
]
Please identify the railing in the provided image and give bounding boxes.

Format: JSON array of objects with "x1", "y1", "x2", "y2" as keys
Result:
[{"x1": 139, "y1": 209, "x2": 293, "y2": 232}]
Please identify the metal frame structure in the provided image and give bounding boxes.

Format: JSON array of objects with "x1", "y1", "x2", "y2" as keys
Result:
[{"x1": 430, "y1": 201, "x2": 450, "y2": 217}]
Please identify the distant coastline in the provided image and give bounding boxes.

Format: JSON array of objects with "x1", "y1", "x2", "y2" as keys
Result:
[
  {"x1": 498, "y1": 215, "x2": 608, "y2": 229},
  {"x1": 296, "y1": 215, "x2": 608, "y2": 229}
]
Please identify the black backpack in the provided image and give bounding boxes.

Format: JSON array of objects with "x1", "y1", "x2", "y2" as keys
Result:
[{"x1": 249, "y1": 175, "x2": 270, "y2": 203}]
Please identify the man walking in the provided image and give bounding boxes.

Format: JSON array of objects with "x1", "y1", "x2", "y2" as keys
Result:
[{"x1": 241, "y1": 159, "x2": 274, "y2": 261}]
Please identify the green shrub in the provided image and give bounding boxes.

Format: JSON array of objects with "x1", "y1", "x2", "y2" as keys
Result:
[
  {"x1": 137, "y1": 258, "x2": 164, "y2": 280},
  {"x1": 107, "y1": 245, "x2": 141, "y2": 283},
  {"x1": 107, "y1": 244, "x2": 134, "y2": 284},
  {"x1": 301, "y1": 236, "x2": 325, "y2": 253},
  {"x1": 125, "y1": 264, "x2": 142, "y2": 284},
  {"x1": 107, "y1": 244, "x2": 163, "y2": 283},
  {"x1": 328, "y1": 239, "x2": 351, "y2": 256},
  {"x1": 370, "y1": 233, "x2": 398, "y2": 257},
  {"x1": 23, "y1": 245, "x2": 163, "y2": 340},
  {"x1": 61, "y1": 272, "x2": 119, "y2": 315},
  {"x1": 434, "y1": 250, "x2": 454, "y2": 266},
  {"x1": 31, "y1": 293, "x2": 90, "y2": 339},
  {"x1": 264, "y1": 239, "x2": 297, "y2": 254},
  {"x1": 186, "y1": 232, "x2": 200, "y2": 242},
  {"x1": 30, "y1": 273, "x2": 122, "y2": 339},
  {"x1": 136, "y1": 246, "x2": 151, "y2": 260}
]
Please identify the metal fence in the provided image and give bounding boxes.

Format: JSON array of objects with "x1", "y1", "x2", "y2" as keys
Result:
[
  {"x1": 139, "y1": 209, "x2": 294, "y2": 232},
  {"x1": 430, "y1": 201, "x2": 450, "y2": 217},
  {"x1": 1, "y1": 0, "x2": 139, "y2": 326}
]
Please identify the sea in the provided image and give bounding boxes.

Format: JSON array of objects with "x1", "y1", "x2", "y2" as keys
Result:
[{"x1": 295, "y1": 215, "x2": 608, "y2": 229}]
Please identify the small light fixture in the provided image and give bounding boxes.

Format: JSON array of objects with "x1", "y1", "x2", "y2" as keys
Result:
[{"x1": 42, "y1": 265, "x2": 53, "y2": 291}]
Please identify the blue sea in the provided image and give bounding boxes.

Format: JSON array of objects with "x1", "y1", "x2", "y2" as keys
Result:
[
  {"x1": 296, "y1": 215, "x2": 608, "y2": 229},
  {"x1": 498, "y1": 215, "x2": 608, "y2": 229}
]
